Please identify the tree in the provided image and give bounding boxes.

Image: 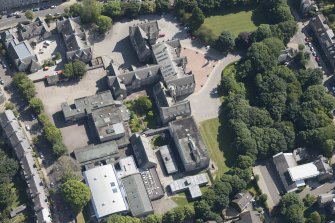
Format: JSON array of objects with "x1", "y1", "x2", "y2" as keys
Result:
[
  {"x1": 135, "y1": 96, "x2": 152, "y2": 114},
  {"x1": 303, "y1": 194, "x2": 316, "y2": 208},
  {"x1": 0, "y1": 182, "x2": 17, "y2": 211},
  {"x1": 296, "y1": 68, "x2": 323, "y2": 90},
  {"x1": 194, "y1": 200, "x2": 221, "y2": 222},
  {"x1": 189, "y1": 7, "x2": 205, "y2": 31},
  {"x1": 308, "y1": 211, "x2": 321, "y2": 223},
  {"x1": 64, "y1": 62, "x2": 74, "y2": 78},
  {"x1": 142, "y1": 214, "x2": 162, "y2": 223},
  {"x1": 25, "y1": 10, "x2": 34, "y2": 20},
  {"x1": 61, "y1": 180, "x2": 91, "y2": 213},
  {"x1": 107, "y1": 214, "x2": 140, "y2": 223},
  {"x1": 70, "y1": 3, "x2": 83, "y2": 17},
  {"x1": 236, "y1": 155, "x2": 254, "y2": 169},
  {"x1": 162, "y1": 210, "x2": 176, "y2": 223},
  {"x1": 80, "y1": 0, "x2": 102, "y2": 23},
  {"x1": 220, "y1": 174, "x2": 246, "y2": 194},
  {"x1": 235, "y1": 32, "x2": 251, "y2": 49},
  {"x1": 96, "y1": 15, "x2": 112, "y2": 33},
  {"x1": 183, "y1": 204, "x2": 195, "y2": 220},
  {"x1": 102, "y1": 0, "x2": 122, "y2": 18},
  {"x1": 0, "y1": 150, "x2": 18, "y2": 184},
  {"x1": 215, "y1": 31, "x2": 235, "y2": 53},
  {"x1": 122, "y1": 1, "x2": 141, "y2": 18},
  {"x1": 285, "y1": 204, "x2": 305, "y2": 223},
  {"x1": 141, "y1": 0, "x2": 156, "y2": 14},
  {"x1": 12, "y1": 73, "x2": 36, "y2": 100},
  {"x1": 53, "y1": 141, "x2": 67, "y2": 156},
  {"x1": 45, "y1": 14, "x2": 53, "y2": 24},
  {"x1": 280, "y1": 192, "x2": 304, "y2": 216},
  {"x1": 155, "y1": 0, "x2": 169, "y2": 13},
  {"x1": 251, "y1": 24, "x2": 273, "y2": 42},
  {"x1": 29, "y1": 98, "x2": 44, "y2": 114}
]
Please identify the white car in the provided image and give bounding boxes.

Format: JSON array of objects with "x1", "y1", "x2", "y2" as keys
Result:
[
  {"x1": 50, "y1": 5, "x2": 56, "y2": 9},
  {"x1": 25, "y1": 125, "x2": 30, "y2": 131}
]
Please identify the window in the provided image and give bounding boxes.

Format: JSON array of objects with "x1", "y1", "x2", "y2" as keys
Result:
[
  {"x1": 111, "y1": 182, "x2": 115, "y2": 187},
  {"x1": 112, "y1": 188, "x2": 117, "y2": 193}
]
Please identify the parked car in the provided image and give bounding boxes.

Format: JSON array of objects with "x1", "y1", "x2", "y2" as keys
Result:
[
  {"x1": 40, "y1": 153, "x2": 45, "y2": 160},
  {"x1": 31, "y1": 114, "x2": 36, "y2": 120},
  {"x1": 0, "y1": 80, "x2": 5, "y2": 85},
  {"x1": 54, "y1": 12, "x2": 61, "y2": 16},
  {"x1": 312, "y1": 51, "x2": 316, "y2": 56},
  {"x1": 2, "y1": 64, "x2": 7, "y2": 69},
  {"x1": 158, "y1": 33, "x2": 165, "y2": 38},
  {"x1": 50, "y1": 5, "x2": 56, "y2": 9},
  {"x1": 15, "y1": 14, "x2": 21, "y2": 18},
  {"x1": 305, "y1": 37, "x2": 310, "y2": 42},
  {"x1": 315, "y1": 56, "x2": 320, "y2": 62},
  {"x1": 25, "y1": 125, "x2": 30, "y2": 131},
  {"x1": 32, "y1": 8, "x2": 39, "y2": 11}
]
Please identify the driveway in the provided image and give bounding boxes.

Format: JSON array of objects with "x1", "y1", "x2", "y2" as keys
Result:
[
  {"x1": 253, "y1": 162, "x2": 282, "y2": 210},
  {"x1": 299, "y1": 180, "x2": 335, "y2": 199},
  {"x1": 187, "y1": 54, "x2": 241, "y2": 123}
]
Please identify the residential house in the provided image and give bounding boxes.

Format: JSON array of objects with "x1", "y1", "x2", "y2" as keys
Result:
[
  {"x1": 232, "y1": 191, "x2": 253, "y2": 212},
  {"x1": 17, "y1": 17, "x2": 51, "y2": 42},
  {"x1": 57, "y1": 17, "x2": 92, "y2": 62},
  {"x1": 233, "y1": 211, "x2": 262, "y2": 223},
  {"x1": 0, "y1": 31, "x2": 41, "y2": 73},
  {"x1": 309, "y1": 14, "x2": 335, "y2": 71}
]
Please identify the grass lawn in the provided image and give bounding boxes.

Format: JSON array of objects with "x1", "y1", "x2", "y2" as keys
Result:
[
  {"x1": 171, "y1": 192, "x2": 194, "y2": 207},
  {"x1": 76, "y1": 212, "x2": 85, "y2": 223},
  {"x1": 199, "y1": 118, "x2": 229, "y2": 179},
  {"x1": 201, "y1": 7, "x2": 266, "y2": 38}
]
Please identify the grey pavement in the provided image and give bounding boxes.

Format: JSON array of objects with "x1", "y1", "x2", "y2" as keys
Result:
[
  {"x1": 299, "y1": 180, "x2": 335, "y2": 199},
  {"x1": 187, "y1": 54, "x2": 241, "y2": 124},
  {"x1": 253, "y1": 164, "x2": 281, "y2": 210}
]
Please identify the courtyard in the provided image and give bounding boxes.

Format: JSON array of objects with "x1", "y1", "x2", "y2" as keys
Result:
[{"x1": 35, "y1": 68, "x2": 107, "y2": 151}]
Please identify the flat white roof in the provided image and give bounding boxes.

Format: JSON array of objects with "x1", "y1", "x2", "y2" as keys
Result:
[
  {"x1": 288, "y1": 163, "x2": 320, "y2": 181},
  {"x1": 83, "y1": 165, "x2": 129, "y2": 219},
  {"x1": 116, "y1": 156, "x2": 139, "y2": 178}
]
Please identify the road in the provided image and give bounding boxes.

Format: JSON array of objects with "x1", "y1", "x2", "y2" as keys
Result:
[
  {"x1": 187, "y1": 54, "x2": 241, "y2": 123},
  {"x1": 0, "y1": 0, "x2": 75, "y2": 30}
]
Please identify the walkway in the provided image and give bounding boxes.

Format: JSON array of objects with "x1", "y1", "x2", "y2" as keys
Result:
[{"x1": 187, "y1": 54, "x2": 241, "y2": 123}]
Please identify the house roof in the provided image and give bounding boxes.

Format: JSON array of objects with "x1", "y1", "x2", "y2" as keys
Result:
[
  {"x1": 84, "y1": 165, "x2": 129, "y2": 219},
  {"x1": 234, "y1": 211, "x2": 262, "y2": 223},
  {"x1": 115, "y1": 156, "x2": 139, "y2": 179},
  {"x1": 159, "y1": 145, "x2": 178, "y2": 174},
  {"x1": 273, "y1": 152, "x2": 298, "y2": 192},
  {"x1": 169, "y1": 173, "x2": 208, "y2": 199},
  {"x1": 288, "y1": 163, "x2": 320, "y2": 181},
  {"x1": 74, "y1": 141, "x2": 119, "y2": 165},
  {"x1": 130, "y1": 133, "x2": 157, "y2": 169},
  {"x1": 121, "y1": 173, "x2": 153, "y2": 217},
  {"x1": 232, "y1": 191, "x2": 253, "y2": 211}
]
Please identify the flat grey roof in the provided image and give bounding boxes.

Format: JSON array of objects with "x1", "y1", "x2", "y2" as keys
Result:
[
  {"x1": 159, "y1": 145, "x2": 178, "y2": 174},
  {"x1": 169, "y1": 116, "x2": 209, "y2": 166},
  {"x1": 122, "y1": 173, "x2": 153, "y2": 217},
  {"x1": 74, "y1": 141, "x2": 119, "y2": 165},
  {"x1": 169, "y1": 173, "x2": 208, "y2": 199}
]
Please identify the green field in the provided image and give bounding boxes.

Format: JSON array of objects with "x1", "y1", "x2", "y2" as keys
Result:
[
  {"x1": 201, "y1": 8, "x2": 265, "y2": 38},
  {"x1": 199, "y1": 118, "x2": 229, "y2": 179}
]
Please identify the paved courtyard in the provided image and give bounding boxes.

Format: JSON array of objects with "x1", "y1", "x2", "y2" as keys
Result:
[
  {"x1": 35, "y1": 68, "x2": 108, "y2": 151},
  {"x1": 181, "y1": 48, "x2": 217, "y2": 93}
]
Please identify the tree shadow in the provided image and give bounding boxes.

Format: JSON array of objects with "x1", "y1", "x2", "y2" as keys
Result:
[
  {"x1": 251, "y1": 7, "x2": 269, "y2": 26},
  {"x1": 217, "y1": 104, "x2": 237, "y2": 168}
]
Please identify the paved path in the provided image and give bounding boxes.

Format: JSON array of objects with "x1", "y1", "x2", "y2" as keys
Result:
[{"x1": 187, "y1": 54, "x2": 241, "y2": 123}]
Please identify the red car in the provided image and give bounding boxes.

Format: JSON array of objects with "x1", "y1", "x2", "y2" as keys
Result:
[
  {"x1": 158, "y1": 33, "x2": 165, "y2": 38},
  {"x1": 315, "y1": 56, "x2": 320, "y2": 62},
  {"x1": 305, "y1": 37, "x2": 310, "y2": 42}
]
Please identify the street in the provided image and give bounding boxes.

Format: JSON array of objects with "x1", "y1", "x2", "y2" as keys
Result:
[{"x1": 0, "y1": 0, "x2": 75, "y2": 30}]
